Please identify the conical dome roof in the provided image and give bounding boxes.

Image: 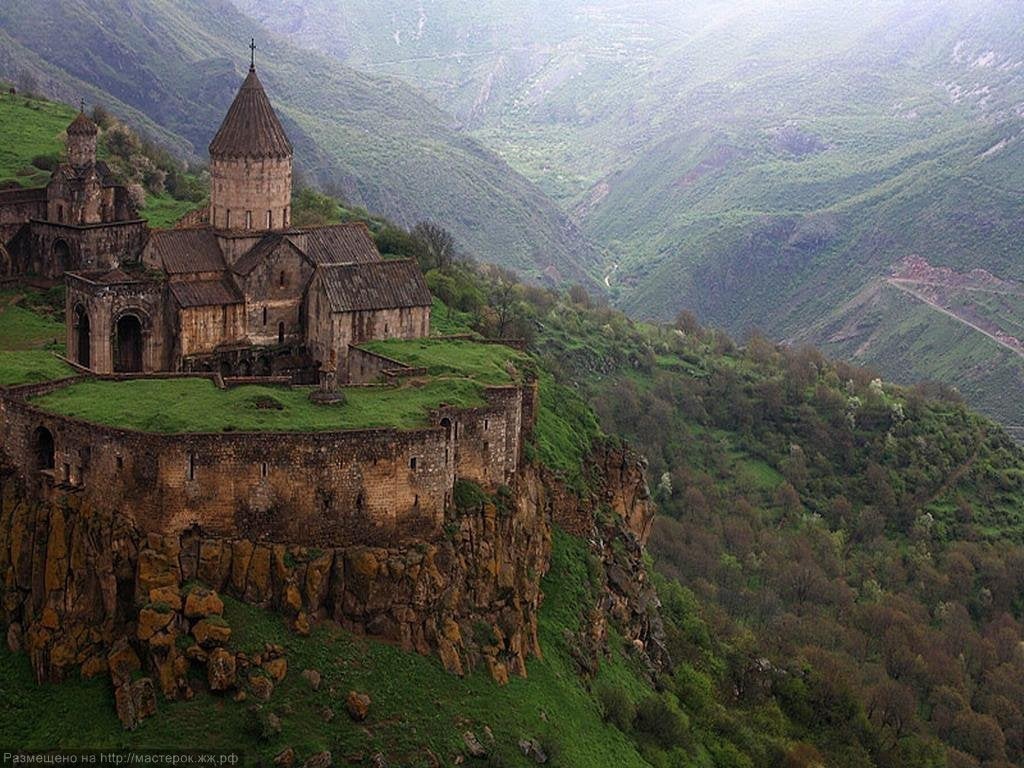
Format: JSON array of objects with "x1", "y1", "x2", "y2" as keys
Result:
[
  {"x1": 67, "y1": 111, "x2": 98, "y2": 136},
  {"x1": 209, "y1": 68, "x2": 293, "y2": 160}
]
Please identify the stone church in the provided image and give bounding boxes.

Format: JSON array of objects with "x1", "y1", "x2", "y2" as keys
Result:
[{"x1": 0, "y1": 61, "x2": 431, "y2": 382}]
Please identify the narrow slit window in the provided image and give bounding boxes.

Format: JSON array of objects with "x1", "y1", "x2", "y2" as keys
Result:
[
  {"x1": 261, "y1": 462, "x2": 268, "y2": 478},
  {"x1": 262, "y1": 307, "x2": 267, "y2": 325},
  {"x1": 410, "y1": 457, "x2": 418, "y2": 470},
  {"x1": 245, "y1": 210, "x2": 252, "y2": 230},
  {"x1": 187, "y1": 452, "x2": 196, "y2": 481},
  {"x1": 266, "y1": 209, "x2": 273, "y2": 228}
]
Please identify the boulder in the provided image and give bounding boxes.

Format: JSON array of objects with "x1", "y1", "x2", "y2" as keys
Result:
[
  {"x1": 462, "y1": 732, "x2": 487, "y2": 759},
  {"x1": 301, "y1": 668, "x2": 321, "y2": 691},
  {"x1": 137, "y1": 606, "x2": 174, "y2": 641},
  {"x1": 114, "y1": 678, "x2": 157, "y2": 731},
  {"x1": 249, "y1": 674, "x2": 274, "y2": 702},
  {"x1": 273, "y1": 748, "x2": 295, "y2": 768},
  {"x1": 184, "y1": 587, "x2": 224, "y2": 618},
  {"x1": 345, "y1": 691, "x2": 371, "y2": 722},
  {"x1": 302, "y1": 752, "x2": 332, "y2": 768},
  {"x1": 207, "y1": 648, "x2": 236, "y2": 691},
  {"x1": 107, "y1": 638, "x2": 141, "y2": 687},
  {"x1": 518, "y1": 739, "x2": 548, "y2": 764},
  {"x1": 192, "y1": 618, "x2": 231, "y2": 647},
  {"x1": 149, "y1": 586, "x2": 182, "y2": 612},
  {"x1": 264, "y1": 656, "x2": 288, "y2": 683}
]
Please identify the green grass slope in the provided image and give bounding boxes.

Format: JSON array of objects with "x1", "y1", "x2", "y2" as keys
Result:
[
  {"x1": 0, "y1": 290, "x2": 73, "y2": 386},
  {"x1": 0, "y1": 532, "x2": 652, "y2": 768}
]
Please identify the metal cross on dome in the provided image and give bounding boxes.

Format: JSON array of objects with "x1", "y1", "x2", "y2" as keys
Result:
[{"x1": 250, "y1": 38, "x2": 257, "y2": 70}]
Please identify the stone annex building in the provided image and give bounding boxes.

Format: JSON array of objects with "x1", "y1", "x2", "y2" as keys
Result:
[{"x1": 0, "y1": 62, "x2": 432, "y2": 383}]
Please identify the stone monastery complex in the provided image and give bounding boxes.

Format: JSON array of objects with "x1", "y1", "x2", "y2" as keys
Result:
[
  {"x1": 0, "y1": 61, "x2": 432, "y2": 383},
  {"x1": 0, "y1": 59, "x2": 537, "y2": 551}
]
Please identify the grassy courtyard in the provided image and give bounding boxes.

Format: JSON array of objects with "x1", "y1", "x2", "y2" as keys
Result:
[
  {"x1": 359, "y1": 337, "x2": 529, "y2": 385},
  {"x1": 31, "y1": 377, "x2": 487, "y2": 433},
  {"x1": 0, "y1": 291, "x2": 74, "y2": 386}
]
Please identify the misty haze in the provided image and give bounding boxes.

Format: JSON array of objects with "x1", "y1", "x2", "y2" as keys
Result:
[{"x1": 0, "y1": 1, "x2": 1023, "y2": 766}]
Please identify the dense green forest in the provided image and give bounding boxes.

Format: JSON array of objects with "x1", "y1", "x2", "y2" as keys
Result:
[{"x1": 330, "y1": 206, "x2": 1024, "y2": 767}]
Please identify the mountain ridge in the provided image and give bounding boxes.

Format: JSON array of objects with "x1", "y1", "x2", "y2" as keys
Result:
[{"x1": 0, "y1": 0, "x2": 603, "y2": 285}]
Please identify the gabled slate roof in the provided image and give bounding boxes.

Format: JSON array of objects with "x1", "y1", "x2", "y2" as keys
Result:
[
  {"x1": 169, "y1": 279, "x2": 243, "y2": 308},
  {"x1": 316, "y1": 259, "x2": 432, "y2": 313},
  {"x1": 145, "y1": 229, "x2": 227, "y2": 275},
  {"x1": 299, "y1": 223, "x2": 381, "y2": 265},
  {"x1": 232, "y1": 234, "x2": 310, "y2": 277},
  {"x1": 209, "y1": 68, "x2": 293, "y2": 160}
]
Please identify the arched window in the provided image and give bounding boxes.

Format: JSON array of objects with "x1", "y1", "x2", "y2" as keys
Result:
[
  {"x1": 262, "y1": 306, "x2": 267, "y2": 326},
  {"x1": 244, "y1": 211, "x2": 252, "y2": 230},
  {"x1": 278, "y1": 322, "x2": 285, "y2": 344},
  {"x1": 283, "y1": 207, "x2": 290, "y2": 227},
  {"x1": 266, "y1": 210, "x2": 273, "y2": 228},
  {"x1": 33, "y1": 427, "x2": 55, "y2": 471},
  {"x1": 279, "y1": 270, "x2": 286, "y2": 288}
]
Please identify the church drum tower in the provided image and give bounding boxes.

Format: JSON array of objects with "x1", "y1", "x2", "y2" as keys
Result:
[{"x1": 208, "y1": 42, "x2": 294, "y2": 241}]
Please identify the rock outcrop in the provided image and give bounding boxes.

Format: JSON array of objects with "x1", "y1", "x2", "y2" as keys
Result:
[
  {"x1": 0, "y1": 463, "x2": 551, "y2": 695},
  {"x1": 0, "y1": 438, "x2": 666, "y2": 723}
]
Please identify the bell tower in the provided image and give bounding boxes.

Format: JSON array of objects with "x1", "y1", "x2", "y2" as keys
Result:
[
  {"x1": 209, "y1": 40, "x2": 294, "y2": 233},
  {"x1": 66, "y1": 108, "x2": 98, "y2": 168}
]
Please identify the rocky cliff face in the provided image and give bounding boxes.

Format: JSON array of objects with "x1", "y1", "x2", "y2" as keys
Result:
[
  {"x1": 0, "y1": 443, "x2": 663, "y2": 727},
  {"x1": 547, "y1": 442, "x2": 668, "y2": 674}
]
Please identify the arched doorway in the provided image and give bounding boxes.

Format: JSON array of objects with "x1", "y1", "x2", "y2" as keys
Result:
[
  {"x1": 33, "y1": 427, "x2": 55, "y2": 471},
  {"x1": 51, "y1": 239, "x2": 70, "y2": 273},
  {"x1": 114, "y1": 314, "x2": 144, "y2": 373},
  {"x1": 74, "y1": 305, "x2": 90, "y2": 368}
]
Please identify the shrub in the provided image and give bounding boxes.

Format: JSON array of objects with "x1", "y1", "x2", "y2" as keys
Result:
[
  {"x1": 31, "y1": 154, "x2": 59, "y2": 172},
  {"x1": 453, "y1": 479, "x2": 488, "y2": 512},
  {"x1": 596, "y1": 682, "x2": 635, "y2": 731},
  {"x1": 634, "y1": 693, "x2": 690, "y2": 750}
]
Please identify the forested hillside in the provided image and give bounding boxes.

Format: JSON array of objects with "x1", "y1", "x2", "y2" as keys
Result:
[
  {"x1": 238, "y1": 0, "x2": 1024, "y2": 440},
  {"x1": 432, "y1": 253, "x2": 1024, "y2": 768},
  {"x1": 0, "y1": 0, "x2": 601, "y2": 284}
]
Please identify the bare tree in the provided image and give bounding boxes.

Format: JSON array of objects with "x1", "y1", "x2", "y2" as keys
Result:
[{"x1": 412, "y1": 221, "x2": 456, "y2": 270}]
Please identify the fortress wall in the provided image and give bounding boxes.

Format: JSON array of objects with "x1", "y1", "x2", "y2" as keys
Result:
[
  {"x1": 0, "y1": 190, "x2": 46, "y2": 245},
  {"x1": 0, "y1": 395, "x2": 453, "y2": 547},
  {"x1": 436, "y1": 386, "x2": 526, "y2": 489},
  {"x1": 1, "y1": 374, "x2": 533, "y2": 548},
  {"x1": 346, "y1": 346, "x2": 411, "y2": 384}
]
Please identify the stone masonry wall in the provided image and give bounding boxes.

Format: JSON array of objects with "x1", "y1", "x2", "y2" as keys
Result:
[{"x1": 0, "y1": 380, "x2": 533, "y2": 547}]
